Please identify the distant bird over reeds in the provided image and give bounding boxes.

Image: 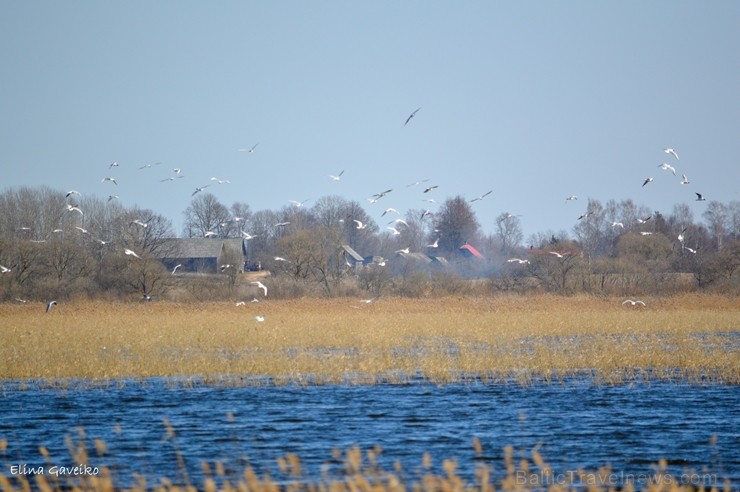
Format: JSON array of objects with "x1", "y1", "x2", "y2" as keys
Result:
[
  {"x1": 251, "y1": 281, "x2": 268, "y2": 297},
  {"x1": 622, "y1": 299, "x2": 646, "y2": 306},
  {"x1": 45, "y1": 300, "x2": 57, "y2": 313}
]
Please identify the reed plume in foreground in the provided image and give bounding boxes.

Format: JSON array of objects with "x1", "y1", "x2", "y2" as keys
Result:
[{"x1": 0, "y1": 429, "x2": 732, "y2": 492}]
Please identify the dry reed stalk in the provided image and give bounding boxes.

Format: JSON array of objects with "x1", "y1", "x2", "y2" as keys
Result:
[{"x1": 0, "y1": 295, "x2": 737, "y2": 384}]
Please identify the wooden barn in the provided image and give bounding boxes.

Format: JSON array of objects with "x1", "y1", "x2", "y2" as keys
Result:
[
  {"x1": 159, "y1": 238, "x2": 247, "y2": 274},
  {"x1": 341, "y1": 244, "x2": 365, "y2": 270}
]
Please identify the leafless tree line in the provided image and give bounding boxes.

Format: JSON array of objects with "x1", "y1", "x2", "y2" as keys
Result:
[
  {"x1": 1, "y1": 186, "x2": 739, "y2": 301},
  {"x1": 0, "y1": 186, "x2": 175, "y2": 301}
]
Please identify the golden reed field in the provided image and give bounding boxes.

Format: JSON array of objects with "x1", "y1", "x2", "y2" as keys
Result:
[{"x1": 1, "y1": 293, "x2": 738, "y2": 385}]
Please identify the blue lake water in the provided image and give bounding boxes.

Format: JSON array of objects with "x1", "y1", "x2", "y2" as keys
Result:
[{"x1": 0, "y1": 379, "x2": 738, "y2": 489}]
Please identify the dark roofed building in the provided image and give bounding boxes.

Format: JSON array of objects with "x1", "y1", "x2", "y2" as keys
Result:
[
  {"x1": 363, "y1": 255, "x2": 387, "y2": 266},
  {"x1": 393, "y1": 252, "x2": 449, "y2": 270},
  {"x1": 341, "y1": 244, "x2": 365, "y2": 269},
  {"x1": 430, "y1": 256, "x2": 449, "y2": 267},
  {"x1": 159, "y1": 238, "x2": 247, "y2": 273},
  {"x1": 400, "y1": 252, "x2": 433, "y2": 265}
]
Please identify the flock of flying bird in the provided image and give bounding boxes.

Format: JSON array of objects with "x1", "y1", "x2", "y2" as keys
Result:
[
  {"x1": 614, "y1": 147, "x2": 702, "y2": 236},
  {"x1": 497, "y1": 146, "x2": 710, "y2": 309},
  {"x1": 8, "y1": 104, "x2": 710, "y2": 314},
  {"x1": 640, "y1": 148, "x2": 704, "y2": 202},
  {"x1": 559, "y1": 146, "x2": 709, "y2": 307},
  {"x1": 13, "y1": 107, "x2": 461, "y2": 317}
]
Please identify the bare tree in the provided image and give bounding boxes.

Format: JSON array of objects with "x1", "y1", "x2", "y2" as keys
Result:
[
  {"x1": 182, "y1": 193, "x2": 231, "y2": 238},
  {"x1": 715, "y1": 240, "x2": 740, "y2": 282},
  {"x1": 526, "y1": 241, "x2": 583, "y2": 293},
  {"x1": 311, "y1": 195, "x2": 377, "y2": 252},
  {"x1": 703, "y1": 201, "x2": 729, "y2": 251},
  {"x1": 495, "y1": 212, "x2": 523, "y2": 255},
  {"x1": 276, "y1": 227, "x2": 347, "y2": 295},
  {"x1": 0, "y1": 186, "x2": 68, "y2": 241},
  {"x1": 358, "y1": 263, "x2": 393, "y2": 298},
  {"x1": 120, "y1": 251, "x2": 169, "y2": 297},
  {"x1": 113, "y1": 209, "x2": 175, "y2": 297},
  {"x1": 243, "y1": 209, "x2": 281, "y2": 268},
  {"x1": 220, "y1": 246, "x2": 244, "y2": 289},
  {"x1": 433, "y1": 196, "x2": 481, "y2": 255},
  {"x1": 669, "y1": 203, "x2": 695, "y2": 229},
  {"x1": 280, "y1": 205, "x2": 318, "y2": 233},
  {"x1": 343, "y1": 200, "x2": 379, "y2": 252},
  {"x1": 44, "y1": 237, "x2": 91, "y2": 282},
  {"x1": 401, "y1": 209, "x2": 429, "y2": 253},
  {"x1": 3, "y1": 239, "x2": 45, "y2": 288},
  {"x1": 227, "y1": 201, "x2": 252, "y2": 238},
  {"x1": 617, "y1": 231, "x2": 673, "y2": 262},
  {"x1": 526, "y1": 230, "x2": 571, "y2": 256},
  {"x1": 613, "y1": 198, "x2": 652, "y2": 232},
  {"x1": 573, "y1": 198, "x2": 609, "y2": 262},
  {"x1": 311, "y1": 195, "x2": 348, "y2": 230},
  {"x1": 115, "y1": 208, "x2": 175, "y2": 256},
  {"x1": 729, "y1": 201, "x2": 740, "y2": 240}
]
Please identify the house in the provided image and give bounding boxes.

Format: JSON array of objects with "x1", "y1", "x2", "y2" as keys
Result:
[
  {"x1": 363, "y1": 255, "x2": 387, "y2": 266},
  {"x1": 159, "y1": 238, "x2": 247, "y2": 274},
  {"x1": 392, "y1": 252, "x2": 449, "y2": 270},
  {"x1": 399, "y1": 252, "x2": 433, "y2": 265},
  {"x1": 429, "y1": 256, "x2": 450, "y2": 267},
  {"x1": 459, "y1": 244, "x2": 484, "y2": 259},
  {"x1": 341, "y1": 244, "x2": 365, "y2": 269}
]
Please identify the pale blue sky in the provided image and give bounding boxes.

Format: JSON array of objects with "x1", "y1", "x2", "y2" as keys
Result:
[{"x1": 2, "y1": 1, "x2": 738, "y2": 240}]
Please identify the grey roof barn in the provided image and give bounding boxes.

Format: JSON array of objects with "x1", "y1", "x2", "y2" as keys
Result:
[{"x1": 159, "y1": 238, "x2": 247, "y2": 273}]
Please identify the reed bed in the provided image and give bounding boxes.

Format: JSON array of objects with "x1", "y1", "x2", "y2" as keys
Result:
[
  {"x1": 0, "y1": 429, "x2": 733, "y2": 492},
  {"x1": 1, "y1": 294, "x2": 738, "y2": 385}
]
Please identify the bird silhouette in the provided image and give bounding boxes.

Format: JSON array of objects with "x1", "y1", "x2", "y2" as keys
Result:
[{"x1": 404, "y1": 107, "x2": 421, "y2": 126}]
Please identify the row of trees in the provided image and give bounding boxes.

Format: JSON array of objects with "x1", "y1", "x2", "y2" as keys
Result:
[
  {"x1": 182, "y1": 193, "x2": 484, "y2": 264},
  {"x1": 180, "y1": 191, "x2": 740, "y2": 294},
  {"x1": 0, "y1": 186, "x2": 175, "y2": 300},
  {"x1": 1, "y1": 185, "x2": 739, "y2": 301}
]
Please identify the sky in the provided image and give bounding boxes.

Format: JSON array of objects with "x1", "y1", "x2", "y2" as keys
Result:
[{"x1": 1, "y1": 1, "x2": 739, "y2": 241}]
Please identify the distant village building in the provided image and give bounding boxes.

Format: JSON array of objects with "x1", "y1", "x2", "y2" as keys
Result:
[
  {"x1": 430, "y1": 256, "x2": 450, "y2": 267},
  {"x1": 399, "y1": 252, "x2": 433, "y2": 265},
  {"x1": 159, "y1": 238, "x2": 247, "y2": 274},
  {"x1": 363, "y1": 255, "x2": 387, "y2": 267},
  {"x1": 341, "y1": 244, "x2": 365, "y2": 270},
  {"x1": 458, "y1": 244, "x2": 484, "y2": 259},
  {"x1": 398, "y1": 252, "x2": 449, "y2": 268}
]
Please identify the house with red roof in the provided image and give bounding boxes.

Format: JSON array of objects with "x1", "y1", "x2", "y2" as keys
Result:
[{"x1": 459, "y1": 244, "x2": 484, "y2": 259}]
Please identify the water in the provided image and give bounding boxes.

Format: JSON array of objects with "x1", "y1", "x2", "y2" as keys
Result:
[{"x1": 1, "y1": 379, "x2": 738, "y2": 489}]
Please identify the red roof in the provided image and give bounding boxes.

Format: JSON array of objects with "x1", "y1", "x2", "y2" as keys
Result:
[{"x1": 459, "y1": 244, "x2": 484, "y2": 258}]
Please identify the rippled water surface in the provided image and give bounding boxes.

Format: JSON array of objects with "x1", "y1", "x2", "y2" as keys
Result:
[{"x1": 1, "y1": 380, "x2": 738, "y2": 489}]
